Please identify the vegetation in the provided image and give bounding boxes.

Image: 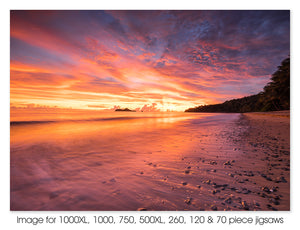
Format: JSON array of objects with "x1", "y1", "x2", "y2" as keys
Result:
[{"x1": 185, "y1": 57, "x2": 290, "y2": 113}]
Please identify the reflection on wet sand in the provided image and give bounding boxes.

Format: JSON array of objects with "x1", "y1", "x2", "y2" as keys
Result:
[{"x1": 10, "y1": 112, "x2": 289, "y2": 211}]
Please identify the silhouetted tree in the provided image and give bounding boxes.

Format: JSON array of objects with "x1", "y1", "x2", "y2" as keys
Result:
[{"x1": 185, "y1": 56, "x2": 290, "y2": 113}]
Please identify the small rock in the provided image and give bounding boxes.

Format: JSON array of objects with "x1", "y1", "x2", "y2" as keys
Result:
[
  {"x1": 270, "y1": 186, "x2": 278, "y2": 193},
  {"x1": 211, "y1": 205, "x2": 218, "y2": 211},
  {"x1": 224, "y1": 161, "x2": 232, "y2": 166},
  {"x1": 203, "y1": 179, "x2": 211, "y2": 184},
  {"x1": 262, "y1": 186, "x2": 270, "y2": 193},
  {"x1": 137, "y1": 208, "x2": 147, "y2": 211},
  {"x1": 184, "y1": 170, "x2": 190, "y2": 174},
  {"x1": 242, "y1": 189, "x2": 251, "y2": 194},
  {"x1": 241, "y1": 201, "x2": 249, "y2": 210},
  {"x1": 275, "y1": 176, "x2": 287, "y2": 183},
  {"x1": 224, "y1": 197, "x2": 232, "y2": 204},
  {"x1": 184, "y1": 197, "x2": 192, "y2": 205},
  {"x1": 182, "y1": 182, "x2": 188, "y2": 186},
  {"x1": 212, "y1": 189, "x2": 220, "y2": 194},
  {"x1": 267, "y1": 204, "x2": 278, "y2": 211},
  {"x1": 269, "y1": 198, "x2": 280, "y2": 205},
  {"x1": 254, "y1": 202, "x2": 260, "y2": 207}
]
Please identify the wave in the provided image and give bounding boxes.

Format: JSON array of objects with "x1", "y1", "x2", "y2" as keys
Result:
[{"x1": 10, "y1": 116, "x2": 156, "y2": 126}]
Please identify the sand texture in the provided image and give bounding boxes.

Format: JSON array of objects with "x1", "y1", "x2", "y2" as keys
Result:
[{"x1": 10, "y1": 112, "x2": 290, "y2": 211}]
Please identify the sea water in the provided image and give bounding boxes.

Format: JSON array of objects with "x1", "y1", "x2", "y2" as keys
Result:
[{"x1": 10, "y1": 112, "x2": 241, "y2": 210}]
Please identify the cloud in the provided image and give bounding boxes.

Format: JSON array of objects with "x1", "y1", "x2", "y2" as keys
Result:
[{"x1": 10, "y1": 10, "x2": 290, "y2": 111}]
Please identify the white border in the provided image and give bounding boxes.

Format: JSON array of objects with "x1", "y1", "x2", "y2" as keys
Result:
[{"x1": 1, "y1": 1, "x2": 299, "y2": 229}]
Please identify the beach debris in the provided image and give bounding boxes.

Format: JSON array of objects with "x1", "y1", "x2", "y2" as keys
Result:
[{"x1": 137, "y1": 208, "x2": 147, "y2": 211}]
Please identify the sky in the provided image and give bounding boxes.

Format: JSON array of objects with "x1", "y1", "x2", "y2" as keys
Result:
[{"x1": 10, "y1": 10, "x2": 290, "y2": 112}]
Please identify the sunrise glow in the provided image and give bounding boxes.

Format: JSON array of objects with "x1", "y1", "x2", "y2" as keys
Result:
[{"x1": 10, "y1": 10, "x2": 289, "y2": 112}]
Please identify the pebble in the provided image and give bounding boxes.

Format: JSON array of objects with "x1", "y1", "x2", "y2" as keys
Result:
[
  {"x1": 267, "y1": 204, "x2": 278, "y2": 211},
  {"x1": 269, "y1": 198, "x2": 280, "y2": 205},
  {"x1": 244, "y1": 171, "x2": 254, "y2": 177},
  {"x1": 182, "y1": 182, "x2": 188, "y2": 186},
  {"x1": 275, "y1": 176, "x2": 287, "y2": 183},
  {"x1": 203, "y1": 179, "x2": 211, "y2": 185},
  {"x1": 224, "y1": 197, "x2": 232, "y2": 204},
  {"x1": 224, "y1": 161, "x2": 232, "y2": 166},
  {"x1": 241, "y1": 201, "x2": 249, "y2": 210},
  {"x1": 270, "y1": 186, "x2": 278, "y2": 192},
  {"x1": 184, "y1": 197, "x2": 192, "y2": 205},
  {"x1": 212, "y1": 189, "x2": 220, "y2": 194},
  {"x1": 261, "y1": 186, "x2": 271, "y2": 193},
  {"x1": 184, "y1": 170, "x2": 190, "y2": 174},
  {"x1": 137, "y1": 208, "x2": 147, "y2": 211},
  {"x1": 211, "y1": 205, "x2": 218, "y2": 211}
]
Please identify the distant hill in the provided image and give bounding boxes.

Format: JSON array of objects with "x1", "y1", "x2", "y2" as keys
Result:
[
  {"x1": 185, "y1": 57, "x2": 290, "y2": 113},
  {"x1": 115, "y1": 108, "x2": 135, "y2": 112}
]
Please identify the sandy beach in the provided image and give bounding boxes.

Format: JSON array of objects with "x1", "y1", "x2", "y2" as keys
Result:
[
  {"x1": 237, "y1": 111, "x2": 290, "y2": 210},
  {"x1": 10, "y1": 111, "x2": 290, "y2": 211}
]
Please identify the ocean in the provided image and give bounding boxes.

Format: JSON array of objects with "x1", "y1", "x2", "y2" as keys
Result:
[{"x1": 10, "y1": 112, "x2": 242, "y2": 210}]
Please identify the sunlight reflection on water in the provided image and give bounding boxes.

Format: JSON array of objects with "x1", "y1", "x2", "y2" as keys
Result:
[{"x1": 10, "y1": 112, "x2": 240, "y2": 210}]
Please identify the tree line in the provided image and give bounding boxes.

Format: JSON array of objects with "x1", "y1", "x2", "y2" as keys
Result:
[{"x1": 185, "y1": 57, "x2": 290, "y2": 113}]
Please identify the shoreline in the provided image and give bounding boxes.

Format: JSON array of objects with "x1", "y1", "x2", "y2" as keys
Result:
[
  {"x1": 237, "y1": 111, "x2": 290, "y2": 210},
  {"x1": 10, "y1": 112, "x2": 290, "y2": 211}
]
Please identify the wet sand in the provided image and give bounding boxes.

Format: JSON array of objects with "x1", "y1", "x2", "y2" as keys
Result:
[
  {"x1": 237, "y1": 111, "x2": 290, "y2": 210},
  {"x1": 10, "y1": 112, "x2": 290, "y2": 211}
]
